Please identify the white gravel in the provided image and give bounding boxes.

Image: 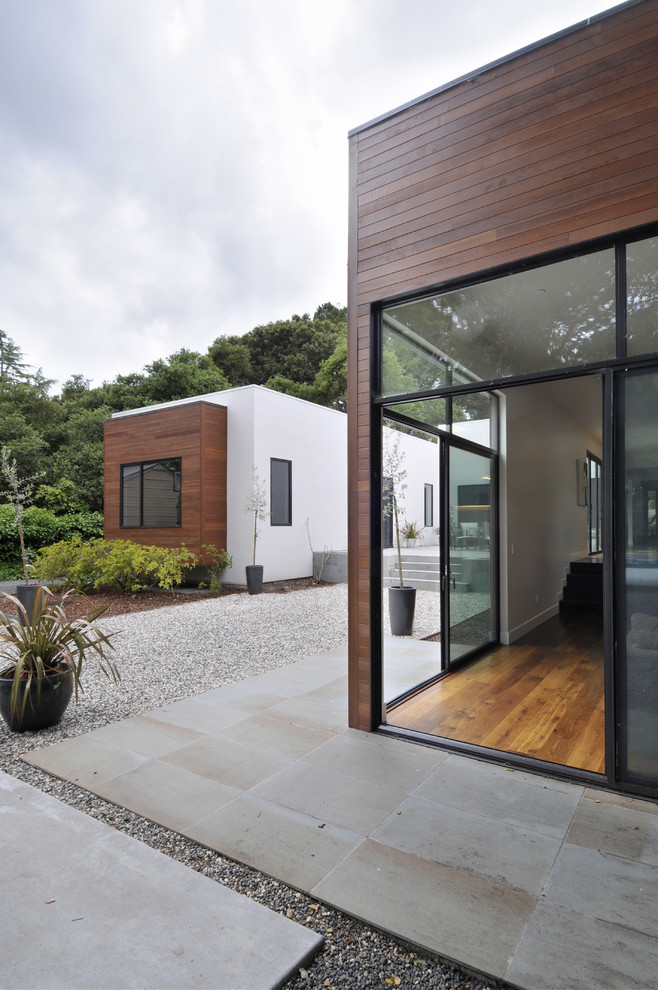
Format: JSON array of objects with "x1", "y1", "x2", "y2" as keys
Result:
[{"x1": 1, "y1": 584, "x2": 504, "y2": 990}]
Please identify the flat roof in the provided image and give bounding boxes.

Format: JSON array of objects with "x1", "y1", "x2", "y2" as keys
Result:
[{"x1": 348, "y1": 0, "x2": 642, "y2": 138}]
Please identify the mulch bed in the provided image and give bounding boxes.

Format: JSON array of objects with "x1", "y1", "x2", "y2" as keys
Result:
[{"x1": 0, "y1": 577, "x2": 328, "y2": 621}]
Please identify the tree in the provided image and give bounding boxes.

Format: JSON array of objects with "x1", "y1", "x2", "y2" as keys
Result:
[
  {"x1": 207, "y1": 337, "x2": 253, "y2": 386},
  {"x1": 0, "y1": 446, "x2": 41, "y2": 581},
  {"x1": 244, "y1": 467, "x2": 268, "y2": 566},
  {"x1": 0, "y1": 330, "x2": 30, "y2": 382},
  {"x1": 209, "y1": 304, "x2": 346, "y2": 394},
  {"x1": 383, "y1": 430, "x2": 408, "y2": 589}
]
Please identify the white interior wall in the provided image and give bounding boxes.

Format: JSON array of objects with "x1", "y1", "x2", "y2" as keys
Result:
[{"x1": 502, "y1": 377, "x2": 602, "y2": 642}]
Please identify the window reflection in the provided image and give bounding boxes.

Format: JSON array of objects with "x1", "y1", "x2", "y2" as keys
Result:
[{"x1": 382, "y1": 249, "x2": 615, "y2": 393}]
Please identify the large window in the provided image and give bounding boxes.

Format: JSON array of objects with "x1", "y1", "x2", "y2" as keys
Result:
[
  {"x1": 121, "y1": 459, "x2": 181, "y2": 528},
  {"x1": 271, "y1": 458, "x2": 292, "y2": 526},
  {"x1": 382, "y1": 247, "x2": 616, "y2": 394}
]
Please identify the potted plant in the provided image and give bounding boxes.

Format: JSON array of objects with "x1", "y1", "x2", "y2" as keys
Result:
[
  {"x1": 0, "y1": 446, "x2": 42, "y2": 619},
  {"x1": 0, "y1": 586, "x2": 120, "y2": 732},
  {"x1": 383, "y1": 431, "x2": 416, "y2": 636},
  {"x1": 401, "y1": 519, "x2": 423, "y2": 548},
  {"x1": 244, "y1": 467, "x2": 269, "y2": 595}
]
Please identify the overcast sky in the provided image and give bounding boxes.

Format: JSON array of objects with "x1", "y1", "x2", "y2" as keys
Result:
[{"x1": 0, "y1": 0, "x2": 619, "y2": 391}]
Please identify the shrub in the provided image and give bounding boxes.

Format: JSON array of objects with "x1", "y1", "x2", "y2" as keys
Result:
[
  {"x1": 34, "y1": 538, "x2": 204, "y2": 593},
  {"x1": 0, "y1": 504, "x2": 104, "y2": 575},
  {"x1": 198, "y1": 544, "x2": 233, "y2": 594}
]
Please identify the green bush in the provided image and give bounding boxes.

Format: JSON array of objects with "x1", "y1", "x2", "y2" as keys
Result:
[
  {"x1": 0, "y1": 504, "x2": 104, "y2": 573},
  {"x1": 198, "y1": 544, "x2": 233, "y2": 594},
  {"x1": 34, "y1": 538, "x2": 211, "y2": 593}
]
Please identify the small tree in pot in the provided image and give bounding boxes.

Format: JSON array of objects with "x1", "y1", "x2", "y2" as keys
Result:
[
  {"x1": 0, "y1": 446, "x2": 42, "y2": 619},
  {"x1": 383, "y1": 430, "x2": 416, "y2": 636},
  {"x1": 244, "y1": 467, "x2": 268, "y2": 594}
]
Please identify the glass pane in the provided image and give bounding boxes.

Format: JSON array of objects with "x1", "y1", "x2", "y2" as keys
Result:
[
  {"x1": 627, "y1": 236, "x2": 658, "y2": 356},
  {"x1": 142, "y1": 459, "x2": 181, "y2": 526},
  {"x1": 382, "y1": 248, "x2": 615, "y2": 392},
  {"x1": 271, "y1": 459, "x2": 291, "y2": 525},
  {"x1": 121, "y1": 465, "x2": 141, "y2": 527},
  {"x1": 385, "y1": 392, "x2": 494, "y2": 448},
  {"x1": 382, "y1": 422, "x2": 441, "y2": 703},
  {"x1": 448, "y1": 447, "x2": 495, "y2": 664},
  {"x1": 621, "y1": 370, "x2": 658, "y2": 781},
  {"x1": 452, "y1": 392, "x2": 494, "y2": 447}
]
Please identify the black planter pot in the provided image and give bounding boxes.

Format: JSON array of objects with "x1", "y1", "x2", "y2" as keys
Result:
[
  {"x1": 0, "y1": 663, "x2": 73, "y2": 733},
  {"x1": 15, "y1": 584, "x2": 45, "y2": 626},
  {"x1": 388, "y1": 586, "x2": 417, "y2": 636},
  {"x1": 246, "y1": 564, "x2": 264, "y2": 595}
]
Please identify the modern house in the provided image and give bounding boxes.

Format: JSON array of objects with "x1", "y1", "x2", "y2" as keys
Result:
[
  {"x1": 104, "y1": 385, "x2": 348, "y2": 585},
  {"x1": 347, "y1": 0, "x2": 658, "y2": 799}
]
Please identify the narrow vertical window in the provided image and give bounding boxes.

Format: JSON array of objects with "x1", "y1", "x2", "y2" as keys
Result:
[
  {"x1": 271, "y1": 458, "x2": 292, "y2": 525},
  {"x1": 424, "y1": 483, "x2": 434, "y2": 528}
]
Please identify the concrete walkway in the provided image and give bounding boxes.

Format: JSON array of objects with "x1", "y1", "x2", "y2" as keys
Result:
[
  {"x1": 22, "y1": 640, "x2": 658, "y2": 990},
  {"x1": 0, "y1": 774, "x2": 322, "y2": 990}
]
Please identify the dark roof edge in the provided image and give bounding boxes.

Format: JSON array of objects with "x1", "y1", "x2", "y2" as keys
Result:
[{"x1": 348, "y1": 0, "x2": 643, "y2": 138}]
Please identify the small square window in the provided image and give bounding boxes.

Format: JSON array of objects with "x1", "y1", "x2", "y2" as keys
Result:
[{"x1": 121, "y1": 458, "x2": 181, "y2": 528}]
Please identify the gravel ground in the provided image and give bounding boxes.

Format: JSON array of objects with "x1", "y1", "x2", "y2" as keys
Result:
[{"x1": 1, "y1": 584, "x2": 507, "y2": 990}]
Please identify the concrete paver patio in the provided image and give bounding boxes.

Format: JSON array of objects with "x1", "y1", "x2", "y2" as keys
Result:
[{"x1": 24, "y1": 640, "x2": 658, "y2": 989}]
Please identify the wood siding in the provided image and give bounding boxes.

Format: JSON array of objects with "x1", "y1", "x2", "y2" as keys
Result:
[
  {"x1": 104, "y1": 402, "x2": 227, "y2": 559},
  {"x1": 347, "y1": 0, "x2": 658, "y2": 730}
]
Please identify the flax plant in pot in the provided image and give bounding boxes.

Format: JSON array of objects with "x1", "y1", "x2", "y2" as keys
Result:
[
  {"x1": 383, "y1": 430, "x2": 416, "y2": 636},
  {"x1": 0, "y1": 586, "x2": 120, "y2": 732},
  {"x1": 244, "y1": 467, "x2": 269, "y2": 595}
]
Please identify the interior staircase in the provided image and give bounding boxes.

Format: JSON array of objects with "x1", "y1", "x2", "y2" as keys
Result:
[{"x1": 559, "y1": 557, "x2": 603, "y2": 614}]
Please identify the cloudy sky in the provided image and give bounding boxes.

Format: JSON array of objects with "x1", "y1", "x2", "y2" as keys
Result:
[{"x1": 0, "y1": 0, "x2": 618, "y2": 391}]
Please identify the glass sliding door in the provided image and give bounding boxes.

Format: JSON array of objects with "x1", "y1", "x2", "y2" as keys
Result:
[
  {"x1": 618, "y1": 369, "x2": 658, "y2": 785},
  {"x1": 445, "y1": 442, "x2": 497, "y2": 668}
]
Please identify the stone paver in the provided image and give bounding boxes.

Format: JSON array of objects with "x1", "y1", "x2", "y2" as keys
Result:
[
  {"x1": 23, "y1": 642, "x2": 658, "y2": 989},
  {"x1": 0, "y1": 773, "x2": 322, "y2": 990}
]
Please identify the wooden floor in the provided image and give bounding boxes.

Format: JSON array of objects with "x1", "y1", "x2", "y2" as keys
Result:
[{"x1": 386, "y1": 612, "x2": 605, "y2": 773}]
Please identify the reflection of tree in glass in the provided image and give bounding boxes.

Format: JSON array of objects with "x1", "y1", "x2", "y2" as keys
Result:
[
  {"x1": 627, "y1": 236, "x2": 658, "y2": 356},
  {"x1": 384, "y1": 247, "x2": 619, "y2": 387}
]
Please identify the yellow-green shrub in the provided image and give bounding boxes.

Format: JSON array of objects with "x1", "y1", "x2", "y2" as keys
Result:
[{"x1": 34, "y1": 538, "x2": 202, "y2": 592}]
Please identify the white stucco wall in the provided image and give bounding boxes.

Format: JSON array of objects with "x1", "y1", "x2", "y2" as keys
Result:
[{"x1": 224, "y1": 387, "x2": 347, "y2": 584}]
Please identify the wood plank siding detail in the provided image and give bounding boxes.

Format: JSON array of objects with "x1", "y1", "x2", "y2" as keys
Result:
[
  {"x1": 347, "y1": 0, "x2": 658, "y2": 730},
  {"x1": 104, "y1": 402, "x2": 227, "y2": 560}
]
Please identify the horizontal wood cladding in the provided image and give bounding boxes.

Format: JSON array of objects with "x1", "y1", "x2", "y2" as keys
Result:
[
  {"x1": 347, "y1": 0, "x2": 658, "y2": 732},
  {"x1": 353, "y1": 2, "x2": 658, "y2": 302},
  {"x1": 104, "y1": 402, "x2": 227, "y2": 559}
]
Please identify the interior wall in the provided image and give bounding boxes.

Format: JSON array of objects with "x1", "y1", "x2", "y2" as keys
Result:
[{"x1": 503, "y1": 377, "x2": 602, "y2": 642}]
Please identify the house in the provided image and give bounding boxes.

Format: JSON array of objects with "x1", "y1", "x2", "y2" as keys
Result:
[
  {"x1": 104, "y1": 385, "x2": 348, "y2": 585},
  {"x1": 347, "y1": 0, "x2": 658, "y2": 799}
]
